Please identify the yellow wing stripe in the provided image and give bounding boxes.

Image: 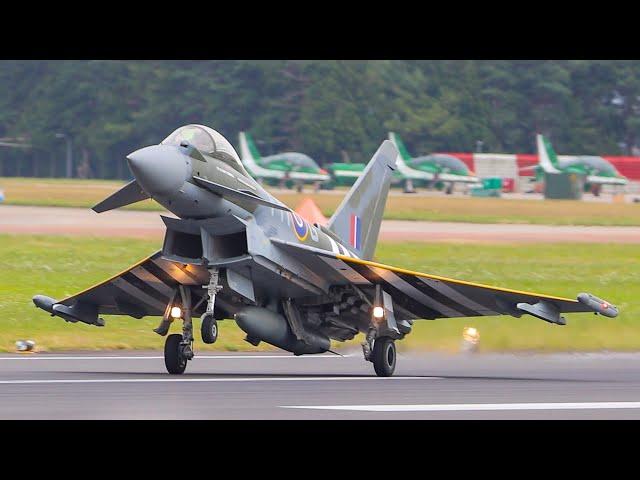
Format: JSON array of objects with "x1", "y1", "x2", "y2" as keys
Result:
[
  {"x1": 337, "y1": 255, "x2": 579, "y2": 304},
  {"x1": 59, "y1": 251, "x2": 161, "y2": 303}
]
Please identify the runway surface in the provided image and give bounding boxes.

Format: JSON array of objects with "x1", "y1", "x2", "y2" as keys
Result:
[
  {"x1": 2, "y1": 351, "x2": 640, "y2": 419},
  {"x1": 2, "y1": 205, "x2": 639, "y2": 243}
]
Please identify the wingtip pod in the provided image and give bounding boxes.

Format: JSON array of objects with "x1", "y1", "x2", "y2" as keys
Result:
[
  {"x1": 577, "y1": 293, "x2": 619, "y2": 318},
  {"x1": 32, "y1": 295, "x2": 56, "y2": 314},
  {"x1": 32, "y1": 295, "x2": 105, "y2": 326}
]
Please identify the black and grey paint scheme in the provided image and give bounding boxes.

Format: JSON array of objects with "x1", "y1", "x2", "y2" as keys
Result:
[{"x1": 33, "y1": 125, "x2": 619, "y2": 365}]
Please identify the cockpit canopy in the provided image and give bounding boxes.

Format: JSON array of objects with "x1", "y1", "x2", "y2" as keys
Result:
[
  {"x1": 161, "y1": 124, "x2": 248, "y2": 175},
  {"x1": 262, "y1": 152, "x2": 321, "y2": 170},
  {"x1": 570, "y1": 156, "x2": 618, "y2": 176},
  {"x1": 413, "y1": 154, "x2": 470, "y2": 174}
]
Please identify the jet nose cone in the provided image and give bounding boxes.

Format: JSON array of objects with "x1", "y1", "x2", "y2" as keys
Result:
[{"x1": 126, "y1": 145, "x2": 189, "y2": 195}]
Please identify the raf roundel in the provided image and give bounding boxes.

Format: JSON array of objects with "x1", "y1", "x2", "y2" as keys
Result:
[{"x1": 291, "y1": 212, "x2": 309, "y2": 242}]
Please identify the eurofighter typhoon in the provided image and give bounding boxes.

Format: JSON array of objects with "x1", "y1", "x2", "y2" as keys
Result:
[{"x1": 33, "y1": 125, "x2": 619, "y2": 376}]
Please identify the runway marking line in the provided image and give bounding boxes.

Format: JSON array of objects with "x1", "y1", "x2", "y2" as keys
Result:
[
  {"x1": 283, "y1": 402, "x2": 640, "y2": 412},
  {"x1": 0, "y1": 355, "x2": 352, "y2": 361},
  {"x1": 0, "y1": 376, "x2": 441, "y2": 385}
]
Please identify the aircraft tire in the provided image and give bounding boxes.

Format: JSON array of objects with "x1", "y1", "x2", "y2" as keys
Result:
[
  {"x1": 201, "y1": 314, "x2": 218, "y2": 344},
  {"x1": 165, "y1": 334, "x2": 187, "y2": 375},
  {"x1": 372, "y1": 336, "x2": 396, "y2": 377}
]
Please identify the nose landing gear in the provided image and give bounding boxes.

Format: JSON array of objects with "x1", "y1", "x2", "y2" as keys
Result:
[
  {"x1": 200, "y1": 267, "x2": 221, "y2": 344},
  {"x1": 201, "y1": 314, "x2": 218, "y2": 344}
]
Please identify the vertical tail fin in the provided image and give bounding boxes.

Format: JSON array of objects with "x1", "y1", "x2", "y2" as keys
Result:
[
  {"x1": 388, "y1": 132, "x2": 420, "y2": 178},
  {"x1": 536, "y1": 134, "x2": 562, "y2": 173},
  {"x1": 239, "y1": 131, "x2": 262, "y2": 161},
  {"x1": 328, "y1": 140, "x2": 398, "y2": 260},
  {"x1": 388, "y1": 132, "x2": 411, "y2": 161},
  {"x1": 238, "y1": 131, "x2": 263, "y2": 172}
]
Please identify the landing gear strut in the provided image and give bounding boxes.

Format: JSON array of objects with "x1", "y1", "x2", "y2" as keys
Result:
[
  {"x1": 161, "y1": 269, "x2": 223, "y2": 374},
  {"x1": 362, "y1": 328, "x2": 376, "y2": 362},
  {"x1": 201, "y1": 268, "x2": 221, "y2": 344}
]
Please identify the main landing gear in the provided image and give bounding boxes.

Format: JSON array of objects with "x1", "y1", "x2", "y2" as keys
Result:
[
  {"x1": 165, "y1": 333, "x2": 188, "y2": 374},
  {"x1": 371, "y1": 336, "x2": 396, "y2": 377},
  {"x1": 362, "y1": 285, "x2": 401, "y2": 377},
  {"x1": 362, "y1": 328, "x2": 397, "y2": 377},
  {"x1": 163, "y1": 285, "x2": 194, "y2": 375},
  {"x1": 162, "y1": 268, "x2": 222, "y2": 374}
]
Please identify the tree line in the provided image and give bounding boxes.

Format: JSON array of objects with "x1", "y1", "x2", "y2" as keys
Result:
[{"x1": 1, "y1": 60, "x2": 639, "y2": 179}]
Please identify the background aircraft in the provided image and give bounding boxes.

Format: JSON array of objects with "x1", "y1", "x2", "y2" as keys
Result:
[
  {"x1": 532, "y1": 134, "x2": 628, "y2": 195},
  {"x1": 33, "y1": 125, "x2": 618, "y2": 377},
  {"x1": 388, "y1": 132, "x2": 480, "y2": 193},
  {"x1": 326, "y1": 132, "x2": 481, "y2": 192},
  {"x1": 238, "y1": 131, "x2": 330, "y2": 190},
  {"x1": 326, "y1": 161, "x2": 367, "y2": 187}
]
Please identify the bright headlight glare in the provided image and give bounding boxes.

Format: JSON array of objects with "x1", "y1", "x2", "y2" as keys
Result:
[
  {"x1": 463, "y1": 326, "x2": 479, "y2": 342},
  {"x1": 170, "y1": 306, "x2": 182, "y2": 319},
  {"x1": 373, "y1": 306, "x2": 385, "y2": 319}
]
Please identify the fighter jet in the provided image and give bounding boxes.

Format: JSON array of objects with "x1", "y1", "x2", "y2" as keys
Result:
[
  {"x1": 238, "y1": 131, "x2": 330, "y2": 189},
  {"x1": 33, "y1": 125, "x2": 618, "y2": 376},
  {"x1": 532, "y1": 134, "x2": 628, "y2": 195},
  {"x1": 388, "y1": 132, "x2": 480, "y2": 193},
  {"x1": 331, "y1": 133, "x2": 480, "y2": 193}
]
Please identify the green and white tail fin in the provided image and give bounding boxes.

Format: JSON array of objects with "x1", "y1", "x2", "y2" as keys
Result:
[
  {"x1": 536, "y1": 134, "x2": 562, "y2": 174},
  {"x1": 388, "y1": 132, "x2": 418, "y2": 177},
  {"x1": 388, "y1": 132, "x2": 411, "y2": 161},
  {"x1": 328, "y1": 140, "x2": 398, "y2": 260},
  {"x1": 238, "y1": 132, "x2": 264, "y2": 174}
]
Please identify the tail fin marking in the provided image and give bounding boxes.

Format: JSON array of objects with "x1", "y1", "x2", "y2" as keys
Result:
[{"x1": 328, "y1": 140, "x2": 398, "y2": 260}]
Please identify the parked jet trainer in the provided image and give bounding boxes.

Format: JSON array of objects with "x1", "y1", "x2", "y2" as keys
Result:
[
  {"x1": 531, "y1": 133, "x2": 628, "y2": 194},
  {"x1": 32, "y1": 125, "x2": 619, "y2": 376},
  {"x1": 238, "y1": 131, "x2": 330, "y2": 189}
]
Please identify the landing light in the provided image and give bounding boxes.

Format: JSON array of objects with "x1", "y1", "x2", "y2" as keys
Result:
[
  {"x1": 461, "y1": 326, "x2": 480, "y2": 354},
  {"x1": 373, "y1": 306, "x2": 385, "y2": 319},
  {"x1": 170, "y1": 306, "x2": 182, "y2": 319}
]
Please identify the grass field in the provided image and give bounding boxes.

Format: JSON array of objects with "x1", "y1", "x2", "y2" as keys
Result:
[
  {"x1": 1, "y1": 234, "x2": 637, "y2": 353},
  {"x1": 0, "y1": 177, "x2": 160, "y2": 210},
  {"x1": 2, "y1": 177, "x2": 640, "y2": 226}
]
